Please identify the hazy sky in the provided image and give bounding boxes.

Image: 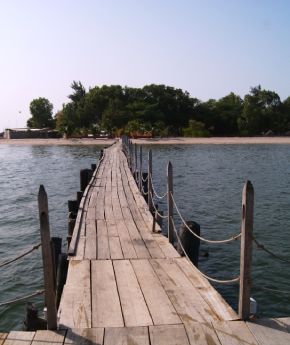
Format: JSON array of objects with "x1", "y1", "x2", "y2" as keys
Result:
[{"x1": 1, "y1": 0, "x2": 290, "y2": 130}]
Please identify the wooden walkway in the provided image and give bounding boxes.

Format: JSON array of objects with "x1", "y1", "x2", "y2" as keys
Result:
[
  {"x1": 2, "y1": 140, "x2": 290, "y2": 344},
  {"x1": 1, "y1": 317, "x2": 290, "y2": 344}
]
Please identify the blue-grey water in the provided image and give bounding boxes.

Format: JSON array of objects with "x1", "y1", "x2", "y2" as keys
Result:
[{"x1": 1, "y1": 143, "x2": 290, "y2": 331}]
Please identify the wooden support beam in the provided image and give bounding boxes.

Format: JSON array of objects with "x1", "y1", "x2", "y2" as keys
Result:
[
  {"x1": 139, "y1": 146, "x2": 143, "y2": 191},
  {"x1": 38, "y1": 185, "x2": 57, "y2": 330},
  {"x1": 167, "y1": 161, "x2": 174, "y2": 244},
  {"x1": 238, "y1": 180, "x2": 254, "y2": 320},
  {"x1": 148, "y1": 149, "x2": 153, "y2": 213}
]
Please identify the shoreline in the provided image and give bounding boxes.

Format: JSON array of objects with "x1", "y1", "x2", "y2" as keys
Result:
[{"x1": 1, "y1": 136, "x2": 290, "y2": 146}]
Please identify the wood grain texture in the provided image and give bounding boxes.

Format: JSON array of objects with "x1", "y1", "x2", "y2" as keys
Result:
[
  {"x1": 113, "y1": 260, "x2": 152, "y2": 327},
  {"x1": 91, "y1": 260, "x2": 124, "y2": 328},
  {"x1": 32, "y1": 330, "x2": 66, "y2": 345},
  {"x1": 64, "y1": 328, "x2": 104, "y2": 345},
  {"x1": 132, "y1": 259, "x2": 181, "y2": 325},
  {"x1": 4, "y1": 332, "x2": 34, "y2": 345},
  {"x1": 149, "y1": 325, "x2": 190, "y2": 345},
  {"x1": 175, "y1": 257, "x2": 238, "y2": 321},
  {"x1": 184, "y1": 321, "x2": 221, "y2": 345},
  {"x1": 104, "y1": 327, "x2": 149, "y2": 345},
  {"x1": 213, "y1": 321, "x2": 258, "y2": 345},
  {"x1": 247, "y1": 318, "x2": 290, "y2": 345},
  {"x1": 58, "y1": 260, "x2": 91, "y2": 328}
]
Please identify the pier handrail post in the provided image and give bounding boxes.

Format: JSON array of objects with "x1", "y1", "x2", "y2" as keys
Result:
[
  {"x1": 134, "y1": 143, "x2": 138, "y2": 176},
  {"x1": 167, "y1": 161, "x2": 174, "y2": 244},
  {"x1": 38, "y1": 185, "x2": 57, "y2": 330},
  {"x1": 238, "y1": 180, "x2": 254, "y2": 320},
  {"x1": 148, "y1": 149, "x2": 153, "y2": 212},
  {"x1": 139, "y1": 146, "x2": 143, "y2": 192}
]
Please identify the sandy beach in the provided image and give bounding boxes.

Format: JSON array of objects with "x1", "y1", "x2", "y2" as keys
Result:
[{"x1": 1, "y1": 136, "x2": 290, "y2": 146}]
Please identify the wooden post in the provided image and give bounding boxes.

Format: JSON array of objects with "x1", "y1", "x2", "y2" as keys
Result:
[
  {"x1": 139, "y1": 146, "x2": 143, "y2": 191},
  {"x1": 77, "y1": 191, "x2": 83, "y2": 206},
  {"x1": 176, "y1": 221, "x2": 200, "y2": 267},
  {"x1": 148, "y1": 149, "x2": 153, "y2": 213},
  {"x1": 50, "y1": 237, "x2": 62, "y2": 289},
  {"x1": 68, "y1": 200, "x2": 78, "y2": 215},
  {"x1": 55, "y1": 253, "x2": 68, "y2": 309},
  {"x1": 238, "y1": 180, "x2": 254, "y2": 320},
  {"x1": 134, "y1": 144, "x2": 138, "y2": 177},
  {"x1": 80, "y1": 168, "x2": 92, "y2": 192},
  {"x1": 38, "y1": 185, "x2": 57, "y2": 330},
  {"x1": 167, "y1": 162, "x2": 174, "y2": 244}
]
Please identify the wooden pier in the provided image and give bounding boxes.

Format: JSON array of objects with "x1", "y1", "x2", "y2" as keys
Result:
[{"x1": 2, "y1": 139, "x2": 290, "y2": 344}]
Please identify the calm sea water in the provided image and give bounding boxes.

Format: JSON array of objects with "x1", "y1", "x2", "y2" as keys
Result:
[{"x1": 1, "y1": 143, "x2": 290, "y2": 331}]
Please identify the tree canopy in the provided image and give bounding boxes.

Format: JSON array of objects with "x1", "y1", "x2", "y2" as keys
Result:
[
  {"x1": 27, "y1": 97, "x2": 54, "y2": 129},
  {"x1": 32, "y1": 82, "x2": 290, "y2": 137}
]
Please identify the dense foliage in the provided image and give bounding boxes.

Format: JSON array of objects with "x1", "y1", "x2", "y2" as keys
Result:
[
  {"x1": 32, "y1": 82, "x2": 290, "y2": 137},
  {"x1": 27, "y1": 97, "x2": 54, "y2": 129}
]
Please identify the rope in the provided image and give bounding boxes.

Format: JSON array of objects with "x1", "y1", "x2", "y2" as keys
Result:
[
  {"x1": 253, "y1": 237, "x2": 290, "y2": 264},
  {"x1": 142, "y1": 174, "x2": 148, "y2": 183},
  {"x1": 0, "y1": 243, "x2": 41, "y2": 268},
  {"x1": 170, "y1": 192, "x2": 241, "y2": 244},
  {"x1": 149, "y1": 192, "x2": 168, "y2": 219},
  {"x1": 149, "y1": 173, "x2": 168, "y2": 199},
  {"x1": 172, "y1": 218, "x2": 240, "y2": 284},
  {"x1": 141, "y1": 185, "x2": 149, "y2": 196},
  {"x1": 0, "y1": 290, "x2": 45, "y2": 307}
]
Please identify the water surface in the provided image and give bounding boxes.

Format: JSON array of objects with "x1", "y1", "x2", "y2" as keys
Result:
[{"x1": 1, "y1": 143, "x2": 290, "y2": 330}]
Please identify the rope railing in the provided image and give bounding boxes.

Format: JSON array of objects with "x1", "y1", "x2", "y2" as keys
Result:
[
  {"x1": 141, "y1": 184, "x2": 149, "y2": 196},
  {"x1": 142, "y1": 174, "x2": 148, "y2": 183},
  {"x1": 172, "y1": 218, "x2": 240, "y2": 284},
  {"x1": 0, "y1": 289, "x2": 45, "y2": 307},
  {"x1": 170, "y1": 192, "x2": 241, "y2": 244},
  {"x1": 149, "y1": 173, "x2": 168, "y2": 199},
  {"x1": 0, "y1": 243, "x2": 42, "y2": 268},
  {"x1": 149, "y1": 192, "x2": 168, "y2": 219},
  {"x1": 252, "y1": 236, "x2": 290, "y2": 264}
]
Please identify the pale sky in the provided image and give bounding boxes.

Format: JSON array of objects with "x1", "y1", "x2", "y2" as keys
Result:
[{"x1": 0, "y1": 0, "x2": 290, "y2": 131}]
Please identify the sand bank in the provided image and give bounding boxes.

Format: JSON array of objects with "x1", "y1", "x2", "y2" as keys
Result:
[{"x1": 1, "y1": 137, "x2": 290, "y2": 146}]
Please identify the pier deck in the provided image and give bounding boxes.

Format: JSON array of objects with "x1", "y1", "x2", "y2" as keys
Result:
[{"x1": 2, "y1": 140, "x2": 290, "y2": 344}]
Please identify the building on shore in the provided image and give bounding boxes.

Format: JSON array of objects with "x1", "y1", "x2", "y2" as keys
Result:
[{"x1": 4, "y1": 128, "x2": 61, "y2": 139}]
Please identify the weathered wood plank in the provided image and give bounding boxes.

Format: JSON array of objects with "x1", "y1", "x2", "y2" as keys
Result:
[
  {"x1": 84, "y1": 220, "x2": 97, "y2": 259},
  {"x1": 175, "y1": 257, "x2": 238, "y2": 321},
  {"x1": 104, "y1": 327, "x2": 149, "y2": 345},
  {"x1": 97, "y1": 236, "x2": 110, "y2": 259},
  {"x1": 58, "y1": 260, "x2": 91, "y2": 328},
  {"x1": 0, "y1": 333, "x2": 7, "y2": 345},
  {"x1": 149, "y1": 325, "x2": 190, "y2": 345},
  {"x1": 64, "y1": 328, "x2": 104, "y2": 345},
  {"x1": 247, "y1": 318, "x2": 290, "y2": 345},
  {"x1": 116, "y1": 220, "x2": 137, "y2": 259},
  {"x1": 32, "y1": 330, "x2": 66, "y2": 345},
  {"x1": 91, "y1": 260, "x2": 124, "y2": 328},
  {"x1": 71, "y1": 236, "x2": 85, "y2": 260},
  {"x1": 152, "y1": 234, "x2": 180, "y2": 258},
  {"x1": 106, "y1": 220, "x2": 118, "y2": 237},
  {"x1": 113, "y1": 260, "x2": 153, "y2": 327},
  {"x1": 132, "y1": 259, "x2": 181, "y2": 325},
  {"x1": 213, "y1": 320, "x2": 258, "y2": 345},
  {"x1": 4, "y1": 332, "x2": 34, "y2": 345},
  {"x1": 184, "y1": 321, "x2": 221, "y2": 345},
  {"x1": 109, "y1": 236, "x2": 123, "y2": 259},
  {"x1": 150, "y1": 259, "x2": 218, "y2": 323}
]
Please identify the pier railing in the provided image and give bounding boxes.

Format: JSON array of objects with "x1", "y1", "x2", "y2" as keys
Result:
[{"x1": 122, "y1": 135, "x2": 253, "y2": 320}]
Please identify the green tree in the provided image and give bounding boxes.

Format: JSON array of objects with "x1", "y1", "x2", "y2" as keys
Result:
[
  {"x1": 68, "y1": 81, "x2": 86, "y2": 104},
  {"x1": 27, "y1": 97, "x2": 54, "y2": 128},
  {"x1": 238, "y1": 86, "x2": 281, "y2": 135}
]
